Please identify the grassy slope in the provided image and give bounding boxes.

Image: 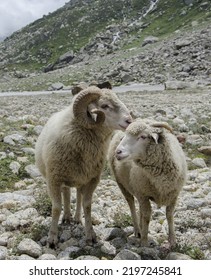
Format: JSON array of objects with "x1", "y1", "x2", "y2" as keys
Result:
[
  {"x1": 1, "y1": 0, "x2": 210, "y2": 72},
  {"x1": 123, "y1": 0, "x2": 211, "y2": 49}
]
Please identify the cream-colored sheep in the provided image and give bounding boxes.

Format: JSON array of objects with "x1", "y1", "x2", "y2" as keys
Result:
[
  {"x1": 35, "y1": 86, "x2": 132, "y2": 247},
  {"x1": 108, "y1": 119, "x2": 187, "y2": 247}
]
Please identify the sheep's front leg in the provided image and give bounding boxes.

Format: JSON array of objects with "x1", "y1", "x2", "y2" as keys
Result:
[
  {"x1": 47, "y1": 181, "x2": 62, "y2": 247},
  {"x1": 80, "y1": 178, "x2": 99, "y2": 244},
  {"x1": 118, "y1": 182, "x2": 140, "y2": 237},
  {"x1": 139, "y1": 198, "x2": 151, "y2": 246},
  {"x1": 166, "y1": 201, "x2": 176, "y2": 247},
  {"x1": 62, "y1": 186, "x2": 72, "y2": 223}
]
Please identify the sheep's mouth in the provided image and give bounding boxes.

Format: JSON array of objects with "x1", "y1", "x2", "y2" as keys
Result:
[
  {"x1": 118, "y1": 124, "x2": 128, "y2": 130},
  {"x1": 116, "y1": 154, "x2": 129, "y2": 161}
]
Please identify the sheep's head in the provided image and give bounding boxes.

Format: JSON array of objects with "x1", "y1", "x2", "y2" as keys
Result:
[
  {"x1": 115, "y1": 119, "x2": 173, "y2": 161},
  {"x1": 73, "y1": 86, "x2": 132, "y2": 130}
]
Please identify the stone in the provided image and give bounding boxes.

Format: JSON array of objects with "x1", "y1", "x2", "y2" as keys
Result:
[
  {"x1": 48, "y1": 82, "x2": 64, "y2": 91},
  {"x1": 22, "y1": 147, "x2": 35, "y2": 155},
  {"x1": 4, "y1": 134, "x2": 25, "y2": 145},
  {"x1": 58, "y1": 51, "x2": 74, "y2": 63},
  {"x1": 104, "y1": 227, "x2": 127, "y2": 241},
  {"x1": 0, "y1": 232, "x2": 13, "y2": 246},
  {"x1": 101, "y1": 241, "x2": 116, "y2": 256},
  {"x1": 186, "y1": 198, "x2": 206, "y2": 209},
  {"x1": 17, "y1": 238, "x2": 42, "y2": 258},
  {"x1": 38, "y1": 254, "x2": 57, "y2": 260},
  {"x1": 138, "y1": 247, "x2": 160, "y2": 260},
  {"x1": 76, "y1": 255, "x2": 100, "y2": 260},
  {"x1": 0, "y1": 152, "x2": 7, "y2": 160},
  {"x1": 114, "y1": 249, "x2": 141, "y2": 260},
  {"x1": 192, "y1": 158, "x2": 207, "y2": 168},
  {"x1": 166, "y1": 252, "x2": 192, "y2": 260},
  {"x1": 198, "y1": 146, "x2": 211, "y2": 156},
  {"x1": 18, "y1": 254, "x2": 35, "y2": 260},
  {"x1": 9, "y1": 161, "x2": 21, "y2": 174},
  {"x1": 33, "y1": 125, "x2": 43, "y2": 135},
  {"x1": 3, "y1": 208, "x2": 38, "y2": 230},
  {"x1": 24, "y1": 164, "x2": 41, "y2": 178},
  {"x1": 201, "y1": 209, "x2": 211, "y2": 219},
  {"x1": 186, "y1": 135, "x2": 203, "y2": 146},
  {"x1": 121, "y1": 73, "x2": 134, "y2": 83},
  {"x1": 175, "y1": 39, "x2": 192, "y2": 49},
  {"x1": 0, "y1": 246, "x2": 8, "y2": 260},
  {"x1": 0, "y1": 192, "x2": 35, "y2": 208},
  {"x1": 142, "y1": 36, "x2": 159, "y2": 47}
]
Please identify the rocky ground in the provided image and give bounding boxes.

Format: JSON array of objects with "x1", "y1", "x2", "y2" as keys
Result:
[
  {"x1": 0, "y1": 25, "x2": 210, "y2": 92},
  {"x1": 0, "y1": 86, "x2": 211, "y2": 260}
]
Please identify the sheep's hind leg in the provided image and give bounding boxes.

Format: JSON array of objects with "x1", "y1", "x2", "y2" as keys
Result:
[
  {"x1": 166, "y1": 202, "x2": 176, "y2": 247},
  {"x1": 47, "y1": 181, "x2": 62, "y2": 247},
  {"x1": 62, "y1": 185, "x2": 72, "y2": 224},
  {"x1": 118, "y1": 183, "x2": 140, "y2": 237},
  {"x1": 74, "y1": 188, "x2": 82, "y2": 223},
  {"x1": 80, "y1": 178, "x2": 99, "y2": 244}
]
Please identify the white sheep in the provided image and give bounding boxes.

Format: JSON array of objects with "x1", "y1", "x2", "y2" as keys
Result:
[
  {"x1": 35, "y1": 86, "x2": 132, "y2": 247},
  {"x1": 108, "y1": 118, "x2": 187, "y2": 247}
]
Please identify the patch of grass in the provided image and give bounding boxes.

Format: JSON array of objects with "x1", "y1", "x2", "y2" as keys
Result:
[
  {"x1": 112, "y1": 210, "x2": 133, "y2": 228},
  {"x1": 174, "y1": 244, "x2": 205, "y2": 260},
  {"x1": 0, "y1": 157, "x2": 30, "y2": 191},
  {"x1": 33, "y1": 191, "x2": 52, "y2": 218},
  {"x1": 29, "y1": 223, "x2": 49, "y2": 241}
]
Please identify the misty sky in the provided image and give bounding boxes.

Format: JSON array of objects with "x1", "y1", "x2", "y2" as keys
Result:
[{"x1": 0, "y1": 0, "x2": 67, "y2": 39}]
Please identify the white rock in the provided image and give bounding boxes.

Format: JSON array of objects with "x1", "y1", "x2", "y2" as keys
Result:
[
  {"x1": 0, "y1": 152, "x2": 7, "y2": 160},
  {"x1": 24, "y1": 164, "x2": 41, "y2": 178},
  {"x1": 201, "y1": 209, "x2": 211, "y2": 218},
  {"x1": 0, "y1": 246, "x2": 8, "y2": 260},
  {"x1": 17, "y1": 238, "x2": 42, "y2": 258},
  {"x1": 4, "y1": 134, "x2": 25, "y2": 145},
  {"x1": 9, "y1": 161, "x2": 21, "y2": 174},
  {"x1": 192, "y1": 158, "x2": 207, "y2": 168}
]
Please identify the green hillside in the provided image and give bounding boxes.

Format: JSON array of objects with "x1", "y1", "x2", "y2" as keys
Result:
[{"x1": 0, "y1": 0, "x2": 210, "y2": 72}]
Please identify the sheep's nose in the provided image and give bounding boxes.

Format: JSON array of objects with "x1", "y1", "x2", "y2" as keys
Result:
[
  {"x1": 116, "y1": 149, "x2": 122, "y2": 155},
  {"x1": 125, "y1": 116, "x2": 133, "y2": 125}
]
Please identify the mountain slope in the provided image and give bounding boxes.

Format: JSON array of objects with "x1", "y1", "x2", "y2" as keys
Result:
[
  {"x1": 0, "y1": 0, "x2": 151, "y2": 70},
  {"x1": 0, "y1": 0, "x2": 210, "y2": 78}
]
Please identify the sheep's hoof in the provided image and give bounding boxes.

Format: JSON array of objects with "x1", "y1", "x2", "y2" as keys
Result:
[
  {"x1": 134, "y1": 230, "x2": 141, "y2": 238},
  {"x1": 86, "y1": 231, "x2": 97, "y2": 245},
  {"x1": 47, "y1": 232, "x2": 58, "y2": 249},
  {"x1": 141, "y1": 239, "x2": 149, "y2": 247},
  {"x1": 169, "y1": 237, "x2": 176, "y2": 249},
  {"x1": 62, "y1": 214, "x2": 73, "y2": 224}
]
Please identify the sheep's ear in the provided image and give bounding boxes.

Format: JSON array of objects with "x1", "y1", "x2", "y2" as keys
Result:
[
  {"x1": 151, "y1": 132, "x2": 159, "y2": 144},
  {"x1": 90, "y1": 108, "x2": 105, "y2": 124}
]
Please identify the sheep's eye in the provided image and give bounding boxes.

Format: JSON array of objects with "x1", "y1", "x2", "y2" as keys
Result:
[
  {"x1": 138, "y1": 135, "x2": 147, "y2": 140},
  {"x1": 101, "y1": 104, "x2": 110, "y2": 109}
]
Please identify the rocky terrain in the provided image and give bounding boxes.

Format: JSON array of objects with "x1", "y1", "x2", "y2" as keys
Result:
[
  {"x1": 0, "y1": 86, "x2": 211, "y2": 260},
  {"x1": 0, "y1": 0, "x2": 210, "y2": 92},
  {"x1": 0, "y1": 24, "x2": 210, "y2": 93}
]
